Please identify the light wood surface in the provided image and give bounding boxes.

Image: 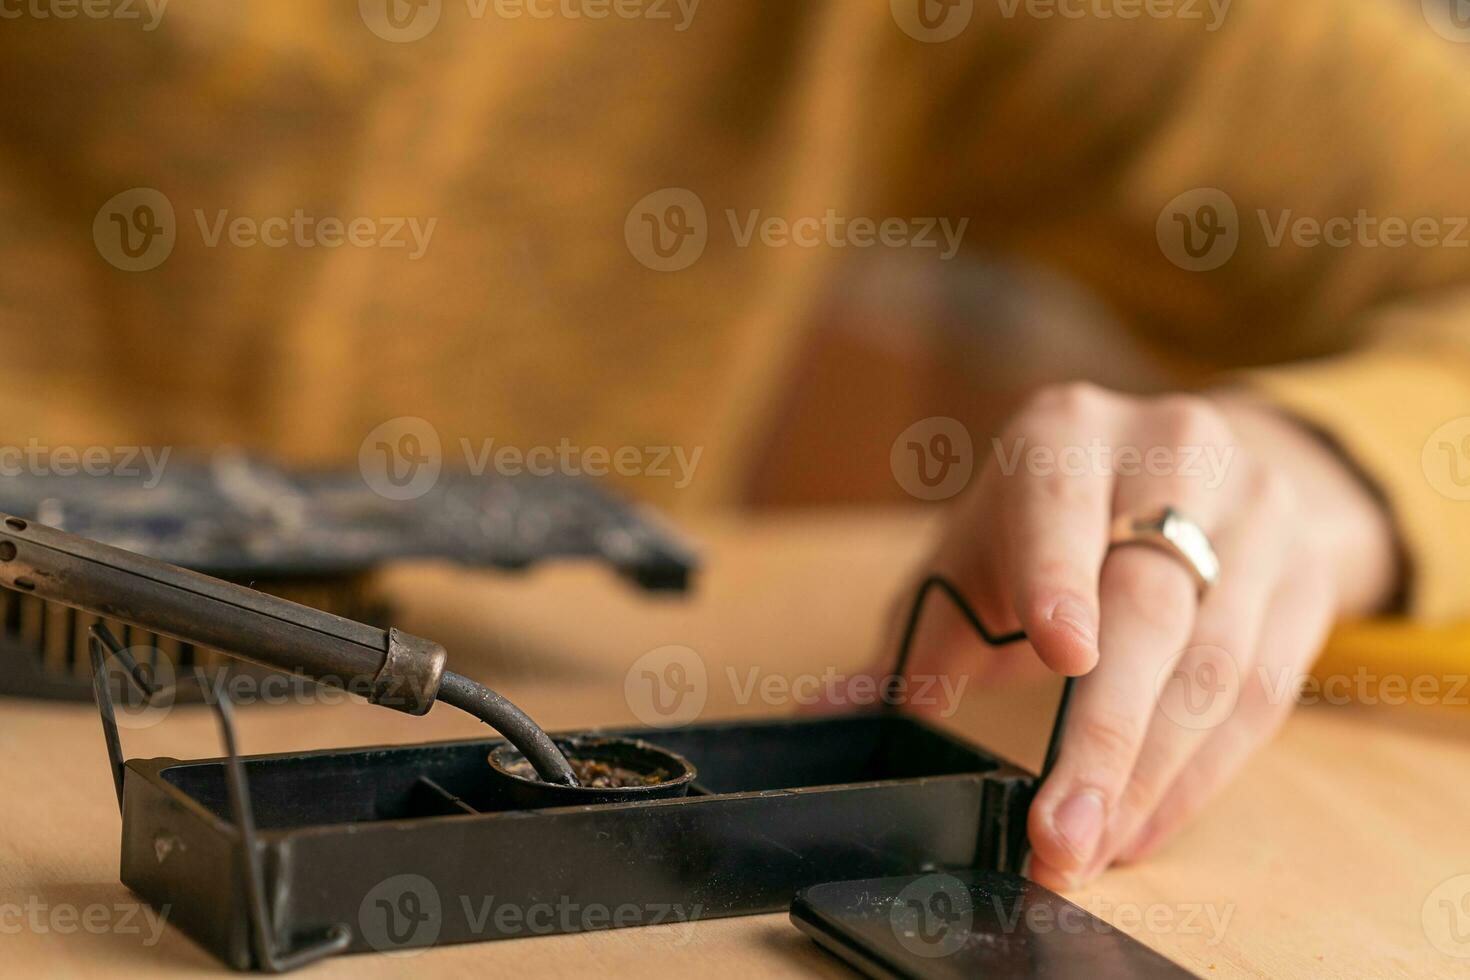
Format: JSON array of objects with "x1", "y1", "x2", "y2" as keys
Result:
[{"x1": 2, "y1": 511, "x2": 1467, "y2": 978}]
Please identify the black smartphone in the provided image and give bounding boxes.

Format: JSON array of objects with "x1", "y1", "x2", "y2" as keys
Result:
[{"x1": 790, "y1": 869, "x2": 1199, "y2": 979}]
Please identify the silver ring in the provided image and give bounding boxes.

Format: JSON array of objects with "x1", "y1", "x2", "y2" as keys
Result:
[{"x1": 1109, "y1": 506, "x2": 1220, "y2": 597}]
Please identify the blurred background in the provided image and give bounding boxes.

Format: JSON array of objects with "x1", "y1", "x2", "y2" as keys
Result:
[
  {"x1": 1, "y1": 2, "x2": 1463, "y2": 514},
  {"x1": 0, "y1": 0, "x2": 1468, "y2": 693},
  {"x1": 0, "y1": 2, "x2": 1270, "y2": 517}
]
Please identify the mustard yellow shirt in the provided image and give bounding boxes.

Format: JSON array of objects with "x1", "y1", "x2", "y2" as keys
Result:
[{"x1": 0, "y1": 0, "x2": 1467, "y2": 619}]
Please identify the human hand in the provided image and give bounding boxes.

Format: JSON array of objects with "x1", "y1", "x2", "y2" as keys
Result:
[{"x1": 875, "y1": 384, "x2": 1399, "y2": 889}]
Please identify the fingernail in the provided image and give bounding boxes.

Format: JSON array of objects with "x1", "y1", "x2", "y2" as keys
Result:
[
  {"x1": 1048, "y1": 596, "x2": 1097, "y2": 648},
  {"x1": 1052, "y1": 791, "x2": 1106, "y2": 866}
]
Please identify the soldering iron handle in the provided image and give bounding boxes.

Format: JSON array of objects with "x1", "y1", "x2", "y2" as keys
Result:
[{"x1": 0, "y1": 513, "x2": 445, "y2": 714}]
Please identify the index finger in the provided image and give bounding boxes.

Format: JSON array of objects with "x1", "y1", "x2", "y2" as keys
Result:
[{"x1": 993, "y1": 383, "x2": 1123, "y2": 676}]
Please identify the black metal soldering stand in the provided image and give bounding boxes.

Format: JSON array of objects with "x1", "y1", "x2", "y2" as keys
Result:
[{"x1": 884, "y1": 574, "x2": 1078, "y2": 864}]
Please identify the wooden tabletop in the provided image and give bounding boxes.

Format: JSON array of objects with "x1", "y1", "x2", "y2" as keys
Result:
[{"x1": 2, "y1": 511, "x2": 1467, "y2": 979}]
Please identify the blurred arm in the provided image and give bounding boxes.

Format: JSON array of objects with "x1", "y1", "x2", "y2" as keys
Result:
[{"x1": 885, "y1": 0, "x2": 1470, "y2": 621}]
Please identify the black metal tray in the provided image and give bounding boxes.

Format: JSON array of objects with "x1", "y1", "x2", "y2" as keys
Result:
[{"x1": 117, "y1": 716, "x2": 1038, "y2": 970}]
